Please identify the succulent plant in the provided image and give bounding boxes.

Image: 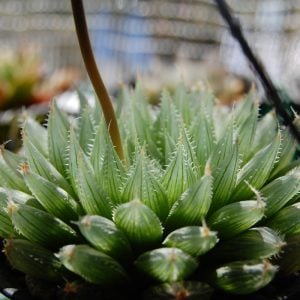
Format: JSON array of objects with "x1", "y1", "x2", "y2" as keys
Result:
[{"x1": 0, "y1": 83, "x2": 300, "y2": 298}]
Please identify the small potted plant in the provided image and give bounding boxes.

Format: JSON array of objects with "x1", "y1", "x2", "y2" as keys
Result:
[{"x1": 0, "y1": 45, "x2": 80, "y2": 149}]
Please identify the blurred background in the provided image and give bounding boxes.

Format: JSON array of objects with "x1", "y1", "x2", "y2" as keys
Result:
[
  {"x1": 0, "y1": 0, "x2": 300, "y2": 137},
  {"x1": 1, "y1": 0, "x2": 300, "y2": 99}
]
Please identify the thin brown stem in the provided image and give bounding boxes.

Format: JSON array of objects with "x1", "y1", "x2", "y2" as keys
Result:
[{"x1": 70, "y1": 0, "x2": 124, "y2": 160}]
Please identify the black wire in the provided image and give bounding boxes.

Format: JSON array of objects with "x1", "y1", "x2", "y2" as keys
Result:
[{"x1": 214, "y1": 0, "x2": 300, "y2": 144}]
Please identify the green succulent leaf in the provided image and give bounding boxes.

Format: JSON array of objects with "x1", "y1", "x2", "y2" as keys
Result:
[
  {"x1": 135, "y1": 247, "x2": 198, "y2": 282},
  {"x1": 210, "y1": 259, "x2": 277, "y2": 295},
  {"x1": 209, "y1": 227, "x2": 285, "y2": 262},
  {"x1": 159, "y1": 90, "x2": 180, "y2": 143},
  {"x1": 236, "y1": 100, "x2": 258, "y2": 163},
  {"x1": 0, "y1": 188, "x2": 32, "y2": 238},
  {"x1": 99, "y1": 136, "x2": 125, "y2": 205},
  {"x1": 0, "y1": 216, "x2": 16, "y2": 238},
  {"x1": 173, "y1": 83, "x2": 194, "y2": 126},
  {"x1": 131, "y1": 83, "x2": 159, "y2": 157},
  {"x1": 122, "y1": 150, "x2": 168, "y2": 220},
  {"x1": 23, "y1": 136, "x2": 75, "y2": 199},
  {"x1": 0, "y1": 146, "x2": 25, "y2": 171},
  {"x1": 4, "y1": 239, "x2": 64, "y2": 281},
  {"x1": 252, "y1": 110, "x2": 278, "y2": 152},
  {"x1": 67, "y1": 126, "x2": 82, "y2": 195},
  {"x1": 58, "y1": 244, "x2": 129, "y2": 285},
  {"x1": 210, "y1": 141, "x2": 239, "y2": 211},
  {"x1": 266, "y1": 202, "x2": 300, "y2": 237},
  {"x1": 0, "y1": 205, "x2": 17, "y2": 238},
  {"x1": 0, "y1": 187, "x2": 42, "y2": 210},
  {"x1": 180, "y1": 125, "x2": 199, "y2": 172},
  {"x1": 90, "y1": 120, "x2": 108, "y2": 173},
  {"x1": 162, "y1": 131, "x2": 176, "y2": 164},
  {"x1": 270, "y1": 130, "x2": 296, "y2": 179},
  {"x1": 23, "y1": 170, "x2": 81, "y2": 222},
  {"x1": 191, "y1": 109, "x2": 214, "y2": 174},
  {"x1": 163, "y1": 226, "x2": 218, "y2": 257},
  {"x1": 156, "y1": 90, "x2": 180, "y2": 162},
  {"x1": 76, "y1": 215, "x2": 132, "y2": 260},
  {"x1": 232, "y1": 91, "x2": 256, "y2": 127},
  {"x1": 91, "y1": 120, "x2": 125, "y2": 205},
  {"x1": 166, "y1": 173, "x2": 212, "y2": 229},
  {"x1": 47, "y1": 101, "x2": 70, "y2": 176},
  {"x1": 208, "y1": 200, "x2": 265, "y2": 239},
  {"x1": 113, "y1": 199, "x2": 163, "y2": 250},
  {"x1": 78, "y1": 104, "x2": 96, "y2": 155},
  {"x1": 68, "y1": 128, "x2": 112, "y2": 218},
  {"x1": 0, "y1": 147, "x2": 29, "y2": 193},
  {"x1": 76, "y1": 151, "x2": 112, "y2": 218},
  {"x1": 261, "y1": 169, "x2": 300, "y2": 217},
  {"x1": 162, "y1": 141, "x2": 196, "y2": 207},
  {"x1": 8, "y1": 202, "x2": 78, "y2": 248},
  {"x1": 23, "y1": 118, "x2": 48, "y2": 158},
  {"x1": 232, "y1": 134, "x2": 281, "y2": 201}
]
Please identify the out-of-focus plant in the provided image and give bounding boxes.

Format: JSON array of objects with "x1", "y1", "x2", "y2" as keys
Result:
[{"x1": 0, "y1": 46, "x2": 80, "y2": 110}]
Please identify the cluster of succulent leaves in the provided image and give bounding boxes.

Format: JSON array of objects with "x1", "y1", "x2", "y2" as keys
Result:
[{"x1": 0, "y1": 84, "x2": 300, "y2": 298}]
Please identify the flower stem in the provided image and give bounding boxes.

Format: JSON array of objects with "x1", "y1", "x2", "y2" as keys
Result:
[{"x1": 70, "y1": 0, "x2": 124, "y2": 160}]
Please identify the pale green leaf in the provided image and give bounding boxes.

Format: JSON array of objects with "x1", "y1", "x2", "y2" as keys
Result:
[
  {"x1": 210, "y1": 260, "x2": 277, "y2": 295},
  {"x1": 58, "y1": 244, "x2": 128, "y2": 285},
  {"x1": 252, "y1": 110, "x2": 278, "y2": 152},
  {"x1": 235, "y1": 101, "x2": 258, "y2": 163},
  {"x1": 209, "y1": 121, "x2": 239, "y2": 209},
  {"x1": 99, "y1": 135, "x2": 125, "y2": 205},
  {"x1": 163, "y1": 226, "x2": 218, "y2": 257},
  {"x1": 261, "y1": 169, "x2": 300, "y2": 217},
  {"x1": 76, "y1": 150, "x2": 113, "y2": 218},
  {"x1": 8, "y1": 202, "x2": 78, "y2": 248},
  {"x1": 162, "y1": 142, "x2": 196, "y2": 207},
  {"x1": 23, "y1": 118, "x2": 48, "y2": 158},
  {"x1": 191, "y1": 109, "x2": 214, "y2": 174},
  {"x1": 209, "y1": 227, "x2": 285, "y2": 262},
  {"x1": 166, "y1": 173, "x2": 212, "y2": 229},
  {"x1": 266, "y1": 202, "x2": 300, "y2": 237},
  {"x1": 113, "y1": 199, "x2": 163, "y2": 250},
  {"x1": 208, "y1": 200, "x2": 265, "y2": 239},
  {"x1": 210, "y1": 142, "x2": 239, "y2": 211},
  {"x1": 78, "y1": 104, "x2": 96, "y2": 155},
  {"x1": 122, "y1": 150, "x2": 169, "y2": 220},
  {"x1": 23, "y1": 136, "x2": 76, "y2": 199},
  {"x1": 77, "y1": 215, "x2": 132, "y2": 260},
  {"x1": 135, "y1": 247, "x2": 198, "y2": 282},
  {"x1": 90, "y1": 120, "x2": 108, "y2": 175},
  {"x1": 270, "y1": 130, "x2": 296, "y2": 179},
  {"x1": 232, "y1": 134, "x2": 281, "y2": 201},
  {"x1": 24, "y1": 170, "x2": 81, "y2": 222},
  {"x1": 47, "y1": 101, "x2": 70, "y2": 176},
  {"x1": 0, "y1": 147, "x2": 29, "y2": 193}
]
